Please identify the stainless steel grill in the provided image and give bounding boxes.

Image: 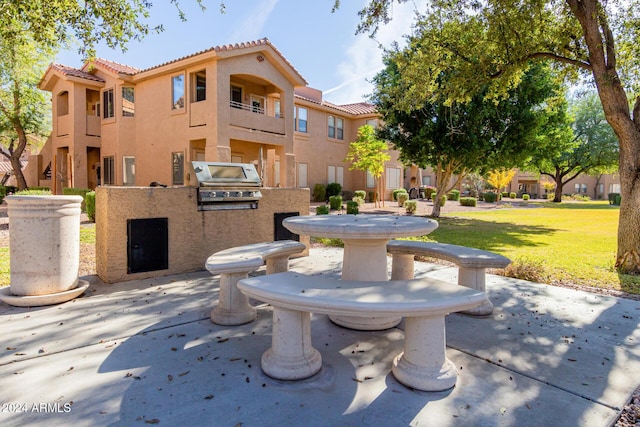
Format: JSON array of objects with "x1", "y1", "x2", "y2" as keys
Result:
[{"x1": 192, "y1": 161, "x2": 262, "y2": 210}]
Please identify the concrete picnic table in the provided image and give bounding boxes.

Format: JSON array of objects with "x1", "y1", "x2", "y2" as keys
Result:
[{"x1": 283, "y1": 214, "x2": 438, "y2": 330}]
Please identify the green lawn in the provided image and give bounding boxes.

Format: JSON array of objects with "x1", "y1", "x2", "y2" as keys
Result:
[{"x1": 422, "y1": 201, "x2": 640, "y2": 294}]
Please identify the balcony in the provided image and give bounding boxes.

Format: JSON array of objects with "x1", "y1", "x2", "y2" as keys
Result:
[
  {"x1": 56, "y1": 114, "x2": 71, "y2": 137},
  {"x1": 86, "y1": 115, "x2": 101, "y2": 137},
  {"x1": 229, "y1": 101, "x2": 285, "y2": 135}
]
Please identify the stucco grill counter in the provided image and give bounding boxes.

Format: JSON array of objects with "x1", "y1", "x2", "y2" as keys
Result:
[{"x1": 192, "y1": 161, "x2": 263, "y2": 211}]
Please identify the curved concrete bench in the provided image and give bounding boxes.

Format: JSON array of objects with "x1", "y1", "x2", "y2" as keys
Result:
[
  {"x1": 387, "y1": 240, "x2": 511, "y2": 316},
  {"x1": 237, "y1": 271, "x2": 485, "y2": 392},
  {"x1": 205, "y1": 240, "x2": 306, "y2": 325}
]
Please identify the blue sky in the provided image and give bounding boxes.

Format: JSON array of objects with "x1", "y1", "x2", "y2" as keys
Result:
[{"x1": 54, "y1": 0, "x2": 423, "y2": 105}]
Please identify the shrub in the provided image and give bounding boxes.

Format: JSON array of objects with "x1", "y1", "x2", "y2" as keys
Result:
[
  {"x1": 522, "y1": 194, "x2": 530, "y2": 201},
  {"x1": 447, "y1": 189, "x2": 460, "y2": 201},
  {"x1": 397, "y1": 191, "x2": 409, "y2": 207},
  {"x1": 63, "y1": 188, "x2": 92, "y2": 211},
  {"x1": 0, "y1": 186, "x2": 5, "y2": 204},
  {"x1": 342, "y1": 191, "x2": 354, "y2": 201},
  {"x1": 329, "y1": 195, "x2": 343, "y2": 210},
  {"x1": 501, "y1": 192, "x2": 509, "y2": 198},
  {"x1": 316, "y1": 205, "x2": 329, "y2": 215},
  {"x1": 346, "y1": 201, "x2": 359, "y2": 214},
  {"x1": 326, "y1": 182, "x2": 342, "y2": 198},
  {"x1": 509, "y1": 192, "x2": 517, "y2": 199},
  {"x1": 404, "y1": 200, "x2": 418, "y2": 214},
  {"x1": 354, "y1": 190, "x2": 366, "y2": 200},
  {"x1": 85, "y1": 191, "x2": 96, "y2": 222},
  {"x1": 423, "y1": 186, "x2": 436, "y2": 200},
  {"x1": 15, "y1": 189, "x2": 52, "y2": 195},
  {"x1": 459, "y1": 197, "x2": 477, "y2": 207},
  {"x1": 483, "y1": 192, "x2": 498, "y2": 203},
  {"x1": 368, "y1": 191, "x2": 378, "y2": 203},
  {"x1": 352, "y1": 195, "x2": 365, "y2": 206},
  {"x1": 608, "y1": 192, "x2": 621, "y2": 205},
  {"x1": 392, "y1": 188, "x2": 408, "y2": 201},
  {"x1": 312, "y1": 184, "x2": 326, "y2": 202},
  {"x1": 3, "y1": 185, "x2": 18, "y2": 194}
]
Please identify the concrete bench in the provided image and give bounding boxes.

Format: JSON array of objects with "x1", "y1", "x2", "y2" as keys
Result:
[
  {"x1": 237, "y1": 271, "x2": 485, "y2": 392},
  {"x1": 205, "y1": 240, "x2": 306, "y2": 325},
  {"x1": 387, "y1": 240, "x2": 511, "y2": 316}
]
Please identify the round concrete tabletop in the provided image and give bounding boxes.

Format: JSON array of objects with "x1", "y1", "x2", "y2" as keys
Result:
[{"x1": 283, "y1": 214, "x2": 438, "y2": 240}]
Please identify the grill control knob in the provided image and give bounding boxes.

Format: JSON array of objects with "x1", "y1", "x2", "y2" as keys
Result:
[{"x1": 224, "y1": 191, "x2": 230, "y2": 198}]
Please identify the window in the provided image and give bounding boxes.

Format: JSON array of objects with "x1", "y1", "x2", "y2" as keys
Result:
[
  {"x1": 366, "y1": 119, "x2": 377, "y2": 129},
  {"x1": 274, "y1": 100, "x2": 281, "y2": 118},
  {"x1": 294, "y1": 106, "x2": 307, "y2": 132},
  {"x1": 328, "y1": 165, "x2": 344, "y2": 186},
  {"x1": 581, "y1": 183, "x2": 587, "y2": 194},
  {"x1": 123, "y1": 156, "x2": 135, "y2": 185},
  {"x1": 122, "y1": 87, "x2": 135, "y2": 117},
  {"x1": 103, "y1": 156, "x2": 115, "y2": 185},
  {"x1": 610, "y1": 183, "x2": 621, "y2": 193},
  {"x1": 297, "y1": 163, "x2": 308, "y2": 188},
  {"x1": 231, "y1": 85, "x2": 242, "y2": 108},
  {"x1": 172, "y1": 74, "x2": 185, "y2": 110},
  {"x1": 366, "y1": 171, "x2": 375, "y2": 188},
  {"x1": 192, "y1": 71, "x2": 206, "y2": 102},
  {"x1": 103, "y1": 89, "x2": 114, "y2": 119},
  {"x1": 57, "y1": 91, "x2": 69, "y2": 116},
  {"x1": 422, "y1": 176, "x2": 431, "y2": 186},
  {"x1": 251, "y1": 95, "x2": 265, "y2": 114},
  {"x1": 328, "y1": 116, "x2": 344, "y2": 139},
  {"x1": 385, "y1": 167, "x2": 402, "y2": 189},
  {"x1": 172, "y1": 152, "x2": 184, "y2": 185}
]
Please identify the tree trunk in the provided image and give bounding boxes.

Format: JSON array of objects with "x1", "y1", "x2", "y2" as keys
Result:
[
  {"x1": 552, "y1": 180, "x2": 563, "y2": 203},
  {"x1": 10, "y1": 154, "x2": 28, "y2": 190},
  {"x1": 615, "y1": 135, "x2": 640, "y2": 273}
]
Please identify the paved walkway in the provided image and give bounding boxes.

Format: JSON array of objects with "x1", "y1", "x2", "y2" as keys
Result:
[{"x1": 0, "y1": 247, "x2": 639, "y2": 426}]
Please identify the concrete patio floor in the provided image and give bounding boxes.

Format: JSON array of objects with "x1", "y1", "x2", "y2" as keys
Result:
[{"x1": 1, "y1": 246, "x2": 639, "y2": 427}]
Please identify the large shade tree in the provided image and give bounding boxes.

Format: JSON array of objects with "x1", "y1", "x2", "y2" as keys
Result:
[
  {"x1": 372, "y1": 57, "x2": 565, "y2": 217},
  {"x1": 528, "y1": 91, "x2": 619, "y2": 202},
  {"x1": 349, "y1": 0, "x2": 640, "y2": 274}
]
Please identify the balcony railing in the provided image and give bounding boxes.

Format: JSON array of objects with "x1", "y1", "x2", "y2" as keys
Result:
[{"x1": 229, "y1": 101, "x2": 285, "y2": 135}]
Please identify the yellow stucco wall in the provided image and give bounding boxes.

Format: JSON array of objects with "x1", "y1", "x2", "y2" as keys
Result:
[{"x1": 95, "y1": 186, "x2": 310, "y2": 283}]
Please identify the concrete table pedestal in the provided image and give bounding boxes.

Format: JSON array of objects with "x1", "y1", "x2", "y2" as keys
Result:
[{"x1": 0, "y1": 195, "x2": 88, "y2": 307}]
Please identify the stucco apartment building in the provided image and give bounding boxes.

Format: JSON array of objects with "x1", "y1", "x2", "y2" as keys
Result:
[{"x1": 28, "y1": 38, "x2": 404, "y2": 197}]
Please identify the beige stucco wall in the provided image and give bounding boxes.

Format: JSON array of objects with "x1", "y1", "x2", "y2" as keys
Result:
[{"x1": 95, "y1": 186, "x2": 310, "y2": 284}]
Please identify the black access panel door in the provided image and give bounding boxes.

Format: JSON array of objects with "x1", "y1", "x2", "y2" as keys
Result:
[
  {"x1": 274, "y1": 212, "x2": 300, "y2": 241},
  {"x1": 127, "y1": 218, "x2": 169, "y2": 274}
]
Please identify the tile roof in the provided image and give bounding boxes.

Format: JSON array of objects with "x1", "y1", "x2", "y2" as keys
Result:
[
  {"x1": 0, "y1": 160, "x2": 27, "y2": 174},
  {"x1": 332, "y1": 102, "x2": 377, "y2": 115},
  {"x1": 140, "y1": 38, "x2": 305, "y2": 83},
  {"x1": 48, "y1": 64, "x2": 105, "y2": 83},
  {"x1": 87, "y1": 58, "x2": 141, "y2": 75},
  {"x1": 295, "y1": 95, "x2": 378, "y2": 117}
]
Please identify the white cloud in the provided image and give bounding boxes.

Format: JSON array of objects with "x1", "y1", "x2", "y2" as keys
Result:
[{"x1": 323, "y1": 1, "x2": 425, "y2": 105}]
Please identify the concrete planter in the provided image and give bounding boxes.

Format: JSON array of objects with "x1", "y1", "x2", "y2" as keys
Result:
[{"x1": 0, "y1": 195, "x2": 89, "y2": 306}]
